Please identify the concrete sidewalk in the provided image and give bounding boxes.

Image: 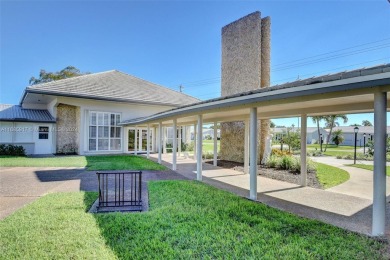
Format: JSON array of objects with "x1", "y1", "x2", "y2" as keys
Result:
[
  {"x1": 147, "y1": 153, "x2": 390, "y2": 237},
  {"x1": 311, "y1": 156, "x2": 390, "y2": 200}
]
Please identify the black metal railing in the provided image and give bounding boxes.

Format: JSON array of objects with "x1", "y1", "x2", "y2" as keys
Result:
[{"x1": 96, "y1": 171, "x2": 142, "y2": 212}]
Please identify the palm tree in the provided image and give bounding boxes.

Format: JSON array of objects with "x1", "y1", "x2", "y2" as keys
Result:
[
  {"x1": 311, "y1": 116, "x2": 326, "y2": 145},
  {"x1": 331, "y1": 129, "x2": 344, "y2": 146},
  {"x1": 324, "y1": 114, "x2": 348, "y2": 151}
]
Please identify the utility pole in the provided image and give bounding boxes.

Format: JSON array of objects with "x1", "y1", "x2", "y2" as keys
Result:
[{"x1": 179, "y1": 85, "x2": 184, "y2": 93}]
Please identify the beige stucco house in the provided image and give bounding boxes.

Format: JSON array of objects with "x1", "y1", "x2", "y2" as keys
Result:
[{"x1": 0, "y1": 70, "x2": 199, "y2": 155}]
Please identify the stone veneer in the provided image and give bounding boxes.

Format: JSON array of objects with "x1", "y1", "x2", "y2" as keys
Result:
[
  {"x1": 56, "y1": 104, "x2": 80, "y2": 154},
  {"x1": 220, "y1": 11, "x2": 271, "y2": 163}
]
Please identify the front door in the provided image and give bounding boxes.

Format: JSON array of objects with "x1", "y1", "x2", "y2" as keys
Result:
[{"x1": 128, "y1": 128, "x2": 153, "y2": 153}]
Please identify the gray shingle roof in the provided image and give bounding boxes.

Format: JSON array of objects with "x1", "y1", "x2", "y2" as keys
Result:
[
  {"x1": 0, "y1": 104, "x2": 56, "y2": 123},
  {"x1": 24, "y1": 70, "x2": 200, "y2": 107},
  {"x1": 120, "y1": 63, "x2": 390, "y2": 125}
]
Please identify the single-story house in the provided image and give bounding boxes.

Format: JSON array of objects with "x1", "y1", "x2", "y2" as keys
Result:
[
  {"x1": 327, "y1": 126, "x2": 390, "y2": 146},
  {"x1": 271, "y1": 126, "x2": 328, "y2": 144},
  {"x1": 0, "y1": 70, "x2": 199, "y2": 155}
]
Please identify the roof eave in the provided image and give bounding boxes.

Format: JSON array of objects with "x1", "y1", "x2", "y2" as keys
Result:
[
  {"x1": 120, "y1": 73, "x2": 390, "y2": 126},
  {"x1": 24, "y1": 89, "x2": 190, "y2": 108}
]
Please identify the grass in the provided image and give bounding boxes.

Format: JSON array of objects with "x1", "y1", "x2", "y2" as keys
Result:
[
  {"x1": 0, "y1": 155, "x2": 167, "y2": 171},
  {"x1": 346, "y1": 164, "x2": 390, "y2": 176},
  {"x1": 315, "y1": 162, "x2": 350, "y2": 189},
  {"x1": 0, "y1": 181, "x2": 386, "y2": 259},
  {"x1": 307, "y1": 144, "x2": 355, "y2": 150},
  {"x1": 202, "y1": 139, "x2": 220, "y2": 153}
]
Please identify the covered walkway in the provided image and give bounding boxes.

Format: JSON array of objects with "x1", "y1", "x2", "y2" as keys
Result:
[
  {"x1": 122, "y1": 65, "x2": 390, "y2": 236},
  {"x1": 147, "y1": 153, "x2": 390, "y2": 237}
]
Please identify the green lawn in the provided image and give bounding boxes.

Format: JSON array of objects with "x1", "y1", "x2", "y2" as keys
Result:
[
  {"x1": 346, "y1": 164, "x2": 390, "y2": 176},
  {"x1": 0, "y1": 155, "x2": 167, "y2": 171},
  {"x1": 307, "y1": 144, "x2": 357, "y2": 157},
  {"x1": 202, "y1": 139, "x2": 220, "y2": 153},
  {"x1": 307, "y1": 144, "x2": 355, "y2": 150},
  {"x1": 0, "y1": 181, "x2": 385, "y2": 259},
  {"x1": 315, "y1": 162, "x2": 350, "y2": 189}
]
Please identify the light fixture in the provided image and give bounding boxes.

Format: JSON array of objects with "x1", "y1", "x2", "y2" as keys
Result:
[{"x1": 354, "y1": 126, "x2": 359, "y2": 133}]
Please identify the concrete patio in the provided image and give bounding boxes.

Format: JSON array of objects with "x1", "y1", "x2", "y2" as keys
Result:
[{"x1": 147, "y1": 153, "x2": 390, "y2": 237}]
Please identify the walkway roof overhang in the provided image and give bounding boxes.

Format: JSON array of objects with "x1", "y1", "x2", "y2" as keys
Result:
[{"x1": 120, "y1": 65, "x2": 390, "y2": 127}]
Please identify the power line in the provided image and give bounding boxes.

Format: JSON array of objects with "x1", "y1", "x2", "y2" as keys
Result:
[
  {"x1": 169, "y1": 37, "x2": 390, "y2": 89},
  {"x1": 273, "y1": 37, "x2": 390, "y2": 67}
]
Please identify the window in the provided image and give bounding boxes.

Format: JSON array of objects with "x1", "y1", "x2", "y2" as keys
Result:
[
  {"x1": 89, "y1": 112, "x2": 121, "y2": 151},
  {"x1": 38, "y1": 126, "x2": 49, "y2": 139}
]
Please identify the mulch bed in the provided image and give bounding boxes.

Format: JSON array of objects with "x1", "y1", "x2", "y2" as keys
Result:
[{"x1": 205, "y1": 160, "x2": 323, "y2": 189}]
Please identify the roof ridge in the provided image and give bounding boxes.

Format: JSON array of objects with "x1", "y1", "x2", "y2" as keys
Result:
[
  {"x1": 113, "y1": 70, "x2": 200, "y2": 101},
  {"x1": 26, "y1": 70, "x2": 116, "y2": 89}
]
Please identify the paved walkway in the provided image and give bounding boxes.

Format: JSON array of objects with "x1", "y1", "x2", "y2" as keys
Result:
[
  {"x1": 147, "y1": 153, "x2": 390, "y2": 237},
  {"x1": 311, "y1": 156, "x2": 390, "y2": 199},
  {"x1": 0, "y1": 167, "x2": 186, "y2": 220}
]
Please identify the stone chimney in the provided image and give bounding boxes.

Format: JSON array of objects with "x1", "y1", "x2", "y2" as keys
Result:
[{"x1": 220, "y1": 11, "x2": 271, "y2": 163}]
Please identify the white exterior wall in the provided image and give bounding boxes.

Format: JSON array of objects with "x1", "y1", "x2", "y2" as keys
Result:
[
  {"x1": 0, "y1": 121, "x2": 55, "y2": 154},
  {"x1": 46, "y1": 96, "x2": 175, "y2": 155}
]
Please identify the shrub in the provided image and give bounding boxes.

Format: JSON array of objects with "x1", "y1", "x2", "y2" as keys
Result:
[
  {"x1": 336, "y1": 155, "x2": 343, "y2": 159},
  {"x1": 186, "y1": 142, "x2": 194, "y2": 152},
  {"x1": 343, "y1": 154, "x2": 353, "y2": 160},
  {"x1": 266, "y1": 154, "x2": 317, "y2": 173},
  {"x1": 271, "y1": 148, "x2": 292, "y2": 157},
  {"x1": 0, "y1": 144, "x2": 26, "y2": 156},
  {"x1": 278, "y1": 155, "x2": 295, "y2": 171},
  {"x1": 265, "y1": 155, "x2": 280, "y2": 168}
]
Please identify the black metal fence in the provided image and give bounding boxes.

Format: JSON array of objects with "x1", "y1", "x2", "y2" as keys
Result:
[{"x1": 96, "y1": 171, "x2": 142, "y2": 212}]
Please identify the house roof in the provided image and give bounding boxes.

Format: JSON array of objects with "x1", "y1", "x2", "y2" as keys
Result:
[
  {"x1": 328, "y1": 126, "x2": 390, "y2": 134},
  {"x1": 21, "y1": 70, "x2": 200, "y2": 107},
  {"x1": 120, "y1": 64, "x2": 390, "y2": 126},
  {"x1": 0, "y1": 104, "x2": 56, "y2": 123},
  {"x1": 271, "y1": 127, "x2": 325, "y2": 134}
]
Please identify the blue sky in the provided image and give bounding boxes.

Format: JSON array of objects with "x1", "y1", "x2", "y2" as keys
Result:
[{"x1": 1, "y1": 0, "x2": 389, "y2": 127}]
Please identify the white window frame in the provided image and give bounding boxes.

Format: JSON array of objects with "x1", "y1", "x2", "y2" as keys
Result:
[{"x1": 88, "y1": 111, "x2": 122, "y2": 151}]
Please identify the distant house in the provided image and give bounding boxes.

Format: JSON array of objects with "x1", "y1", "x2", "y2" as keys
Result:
[
  {"x1": 271, "y1": 127, "x2": 328, "y2": 144},
  {"x1": 0, "y1": 71, "x2": 199, "y2": 155},
  {"x1": 327, "y1": 126, "x2": 390, "y2": 146}
]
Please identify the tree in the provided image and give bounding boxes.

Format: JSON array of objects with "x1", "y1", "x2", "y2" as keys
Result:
[
  {"x1": 29, "y1": 66, "x2": 88, "y2": 85},
  {"x1": 331, "y1": 129, "x2": 344, "y2": 146},
  {"x1": 362, "y1": 120, "x2": 373, "y2": 126},
  {"x1": 270, "y1": 121, "x2": 276, "y2": 128},
  {"x1": 282, "y1": 127, "x2": 301, "y2": 152},
  {"x1": 349, "y1": 123, "x2": 360, "y2": 126},
  {"x1": 324, "y1": 114, "x2": 348, "y2": 152},
  {"x1": 311, "y1": 116, "x2": 326, "y2": 145}
]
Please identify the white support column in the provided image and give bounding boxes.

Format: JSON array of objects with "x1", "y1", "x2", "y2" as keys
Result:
[
  {"x1": 172, "y1": 119, "x2": 177, "y2": 171},
  {"x1": 372, "y1": 91, "x2": 387, "y2": 236},
  {"x1": 163, "y1": 127, "x2": 167, "y2": 154},
  {"x1": 213, "y1": 121, "x2": 218, "y2": 166},
  {"x1": 300, "y1": 114, "x2": 307, "y2": 186},
  {"x1": 158, "y1": 123, "x2": 162, "y2": 164},
  {"x1": 249, "y1": 108, "x2": 258, "y2": 200},
  {"x1": 134, "y1": 126, "x2": 138, "y2": 155},
  {"x1": 178, "y1": 126, "x2": 182, "y2": 157},
  {"x1": 244, "y1": 119, "x2": 250, "y2": 174},
  {"x1": 194, "y1": 123, "x2": 197, "y2": 161},
  {"x1": 197, "y1": 115, "x2": 203, "y2": 181},
  {"x1": 147, "y1": 124, "x2": 150, "y2": 159}
]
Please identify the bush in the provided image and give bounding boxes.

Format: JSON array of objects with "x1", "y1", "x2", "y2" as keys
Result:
[
  {"x1": 186, "y1": 142, "x2": 194, "y2": 152},
  {"x1": 266, "y1": 154, "x2": 316, "y2": 173},
  {"x1": 271, "y1": 148, "x2": 292, "y2": 157},
  {"x1": 279, "y1": 155, "x2": 295, "y2": 170},
  {"x1": 307, "y1": 150, "x2": 322, "y2": 157},
  {"x1": 0, "y1": 144, "x2": 26, "y2": 156},
  {"x1": 266, "y1": 155, "x2": 280, "y2": 168}
]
